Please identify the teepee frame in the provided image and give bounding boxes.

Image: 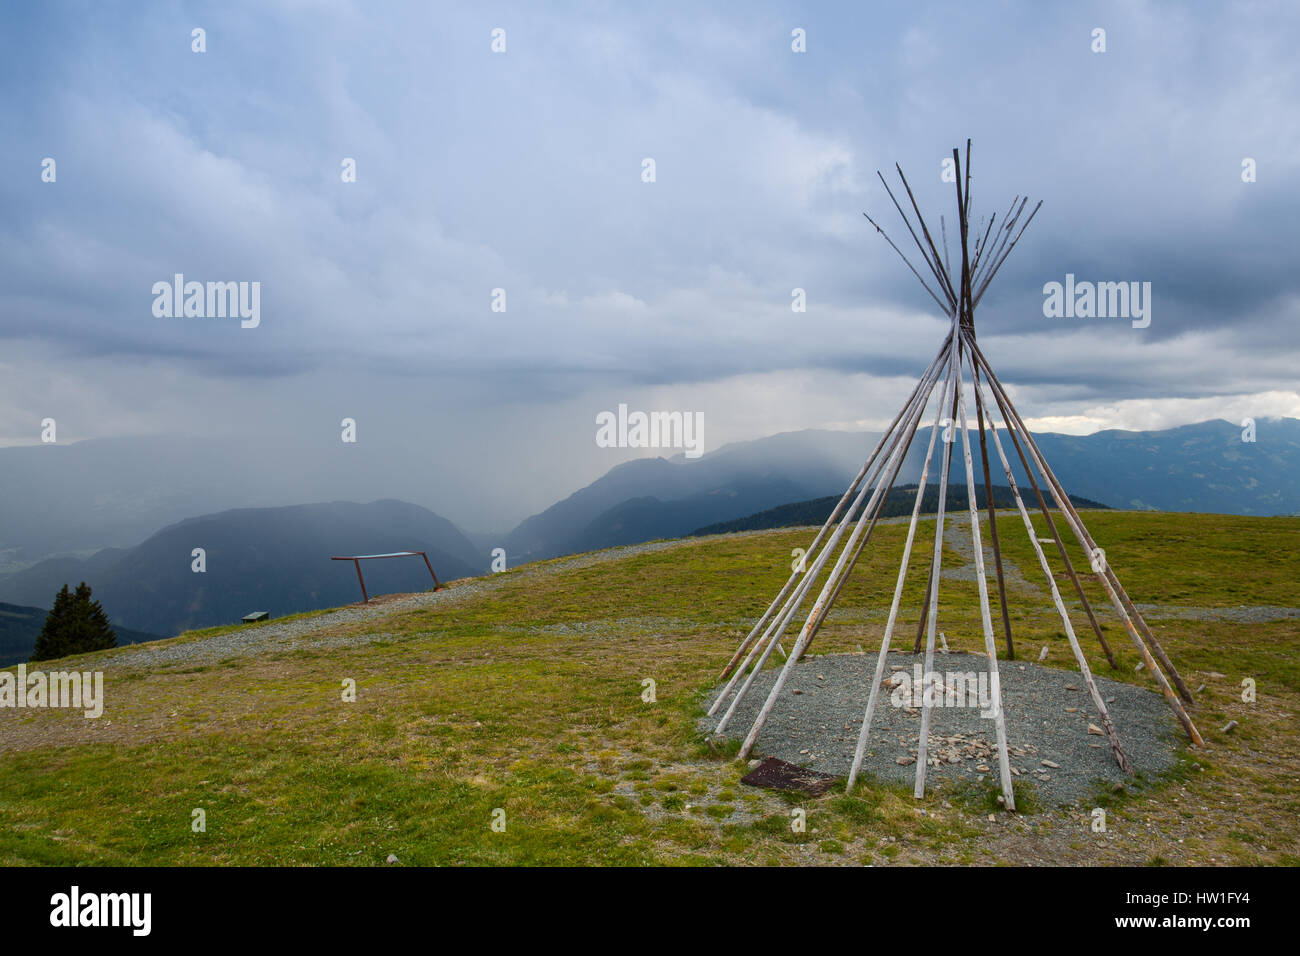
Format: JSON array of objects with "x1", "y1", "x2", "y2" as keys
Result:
[{"x1": 709, "y1": 141, "x2": 1203, "y2": 810}]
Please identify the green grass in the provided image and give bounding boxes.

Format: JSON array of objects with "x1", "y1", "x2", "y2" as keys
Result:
[{"x1": 0, "y1": 511, "x2": 1296, "y2": 866}]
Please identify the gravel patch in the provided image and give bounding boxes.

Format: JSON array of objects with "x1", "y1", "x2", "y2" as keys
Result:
[
  {"x1": 702, "y1": 650, "x2": 1182, "y2": 806},
  {"x1": 940, "y1": 512, "x2": 1042, "y2": 593},
  {"x1": 78, "y1": 536, "x2": 730, "y2": 671},
  {"x1": 1130, "y1": 604, "x2": 1300, "y2": 624}
]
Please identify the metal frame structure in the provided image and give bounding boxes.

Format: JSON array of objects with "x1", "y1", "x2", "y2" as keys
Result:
[
  {"x1": 708, "y1": 141, "x2": 1202, "y2": 810},
  {"x1": 330, "y1": 551, "x2": 441, "y2": 603}
]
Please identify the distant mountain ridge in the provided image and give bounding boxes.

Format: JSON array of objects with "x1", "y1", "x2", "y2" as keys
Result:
[
  {"x1": 0, "y1": 434, "x2": 494, "y2": 576},
  {"x1": 504, "y1": 429, "x2": 877, "y2": 560},
  {"x1": 502, "y1": 417, "x2": 1300, "y2": 560},
  {"x1": 690, "y1": 483, "x2": 1110, "y2": 537},
  {"x1": 1, "y1": 419, "x2": 1293, "y2": 626},
  {"x1": 0, "y1": 500, "x2": 487, "y2": 638}
]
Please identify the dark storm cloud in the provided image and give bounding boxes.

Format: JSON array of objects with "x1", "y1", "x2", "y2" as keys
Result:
[{"x1": 0, "y1": 0, "x2": 1296, "y2": 526}]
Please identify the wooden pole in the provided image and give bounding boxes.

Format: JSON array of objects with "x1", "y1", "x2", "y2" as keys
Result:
[
  {"x1": 969, "y1": 197, "x2": 1022, "y2": 293},
  {"x1": 952, "y1": 349, "x2": 1016, "y2": 810},
  {"x1": 735, "y1": 340, "x2": 949, "y2": 760},
  {"x1": 972, "y1": 201, "x2": 1042, "y2": 309},
  {"x1": 715, "y1": 335, "x2": 955, "y2": 685},
  {"x1": 991, "y1": 377, "x2": 1118, "y2": 668},
  {"x1": 794, "y1": 334, "x2": 946, "y2": 651},
  {"x1": 972, "y1": 356, "x2": 1015, "y2": 658},
  {"x1": 972, "y1": 343, "x2": 1193, "y2": 702},
  {"x1": 894, "y1": 165, "x2": 961, "y2": 308},
  {"x1": 875, "y1": 173, "x2": 958, "y2": 310},
  {"x1": 710, "y1": 337, "x2": 953, "y2": 722},
  {"x1": 971, "y1": 343, "x2": 1204, "y2": 747},
  {"x1": 796, "y1": 398, "x2": 928, "y2": 658},
  {"x1": 973, "y1": 363, "x2": 1131, "y2": 772},
  {"x1": 969, "y1": 210, "x2": 998, "y2": 278},
  {"x1": 913, "y1": 359, "x2": 964, "y2": 653},
  {"x1": 863, "y1": 212, "x2": 952, "y2": 315},
  {"x1": 914, "y1": 329, "x2": 962, "y2": 799},
  {"x1": 912, "y1": 558, "x2": 934, "y2": 653},
  {"x1": 848, "y1": 343, "x2": 953, "y2": 790},
  {"x1": 714, "y1": 343, "x2": 950, "y2": 734}
]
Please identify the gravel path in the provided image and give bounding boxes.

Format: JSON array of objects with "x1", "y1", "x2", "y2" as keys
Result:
[
  {"x1": 80, "y1": 536, "x2": 753, "y2": 671},
  {"x1": 940, "y1": 510, "x2": 1042, "y2": 593},
  {"x1": 702, "y1": 650, "x2": 1181, "y2": 806},
  {"x1": 72, "y1": 518, "x2": 1296, "y2": 671},
  {"x1": 1129, "y1": 603, "x2": 1300, "y2": 623}
]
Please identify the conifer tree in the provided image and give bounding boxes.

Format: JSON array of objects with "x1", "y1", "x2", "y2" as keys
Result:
[{"x1": 30, "y1": 582, "x2": 117, "y2": 662}]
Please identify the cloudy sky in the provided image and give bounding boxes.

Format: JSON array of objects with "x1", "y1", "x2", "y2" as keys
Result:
[{"x1": 1, "y1": 0, "x2": 1297, "y2": 529}]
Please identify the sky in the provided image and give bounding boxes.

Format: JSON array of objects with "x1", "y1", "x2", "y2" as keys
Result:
[{"x1": 1, "y1": 0, "x2": 1298, "y2": 530}]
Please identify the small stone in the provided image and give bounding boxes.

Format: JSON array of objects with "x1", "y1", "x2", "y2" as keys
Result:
[
  {"x1": 1065, "y1": 707, "x2": 1078, "y2": 713},
  {"x1": 1106, "y1": 696, "x2": 1116, "y2": 703},
  {"x1": 1087, "y1": 723, "x2": 1104, "y2": 736},
  {"x1": 792, "y1": 689, "x2": 803, "y2": 695},
  {"x1": 976, "y1": 765, "x2": 990, "y2": 772},
  {"x1": 896, "y1": 756, "x2": 915, "y2": 766},
  {"x1": 988, "y1": 813, "x2": 996, "y2": 822},
  {"x1": 385, "y1": 854, "x2": 399, "y2": 865},
  {"x1": 748, "y1": 759, "x2": 761, "y2": 769},
  {"x1": 1041, "y1": 759, "x2": 1060, "y2": 769},
  {"x1": 1065, "y1": 684, "x2": 1079, "y2": 691},
  {"x1": 1221, "y1": 720, "x2": 1238, "y2": 734}
]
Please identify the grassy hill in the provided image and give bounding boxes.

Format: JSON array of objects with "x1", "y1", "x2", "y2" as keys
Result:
[{"x1": 0, "y1": 511, "x2": 1296, "y2": 866}]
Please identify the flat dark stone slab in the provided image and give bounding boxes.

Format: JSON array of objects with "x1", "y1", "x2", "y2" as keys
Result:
[{"x1": 741, "y1": 757, "x2": 840, "y2": 796}]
